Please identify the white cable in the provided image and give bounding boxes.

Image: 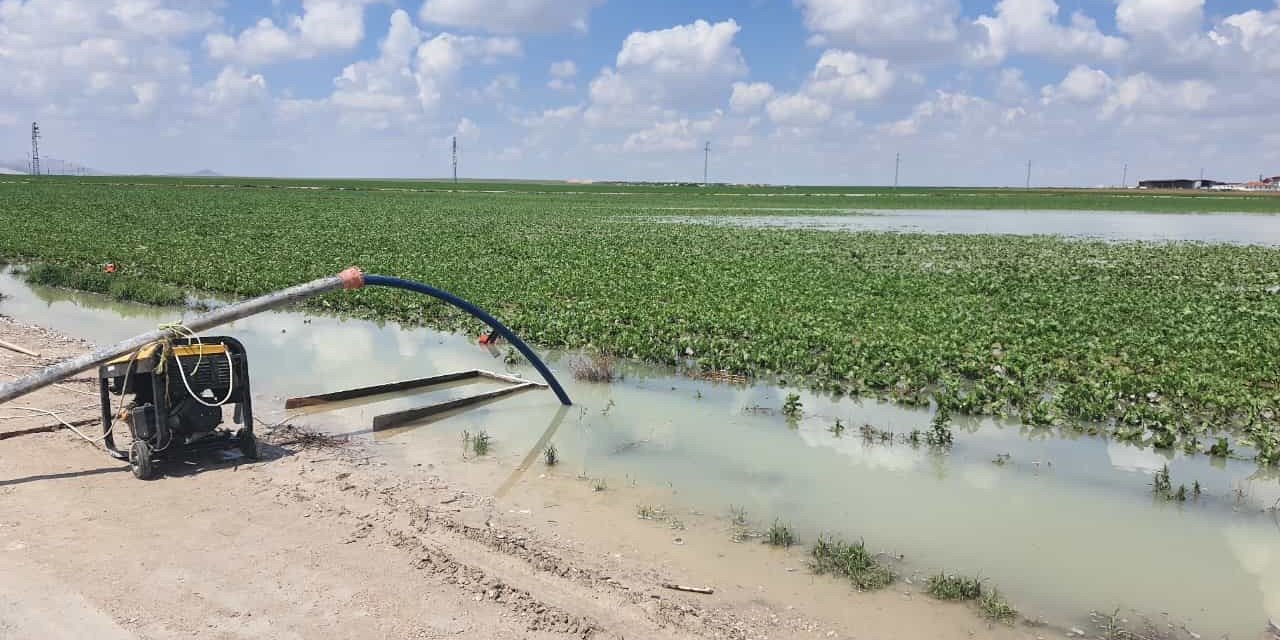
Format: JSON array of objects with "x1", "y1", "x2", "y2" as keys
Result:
[
  {"x1": 6, "y1": 406, "x2": 109, "y2": 444},
  {"x1": 173, "y1": 347, "x2": 234, "y2": 408}
]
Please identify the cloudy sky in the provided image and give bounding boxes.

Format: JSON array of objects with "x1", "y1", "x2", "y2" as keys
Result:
[{"x1": 1, "y1": 0, "x2": 1278, "y2": 185}]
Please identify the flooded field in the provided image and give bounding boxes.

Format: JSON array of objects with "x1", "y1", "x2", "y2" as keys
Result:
[
  {"x1": 666, "y1": 209, "x2": 1280, "y2": 246},
  {"x1": 1, "y1": 269, "x2": 1276, "y2": 638}
]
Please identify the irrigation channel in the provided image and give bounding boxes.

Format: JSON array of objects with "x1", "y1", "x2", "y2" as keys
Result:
[
  {"x1": 664, "y1": 209, "x2": 1280, "y2": 246},
  {"x1": 1, "y1": 267, "x2": 1277, "y2": 638}
]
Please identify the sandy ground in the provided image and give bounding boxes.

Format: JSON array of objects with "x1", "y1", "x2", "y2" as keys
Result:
[{"x1": 0, "y1": 316, "x2": 1064, "y2": 640}]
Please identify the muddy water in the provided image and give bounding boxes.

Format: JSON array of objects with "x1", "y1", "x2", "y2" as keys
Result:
[
  {"x1": 1, "y1": 270, "x2": 1277, "y2": 638},
  {"x1": 666, "y1": 210, "x2": 1280, "y2": 246}
]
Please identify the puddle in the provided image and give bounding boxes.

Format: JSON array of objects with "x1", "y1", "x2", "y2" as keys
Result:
[
  {"x1": 1, "y1": 269, "x2": 1277, "y2": 637},
  {"x1": 664, "y1": 210, "x2": 1280, "y2": 246}
]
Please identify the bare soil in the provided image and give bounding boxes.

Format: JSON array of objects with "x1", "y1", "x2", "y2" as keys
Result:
[{"x1": 0, "y1": 316, "x2": 1048, "y2": 639}]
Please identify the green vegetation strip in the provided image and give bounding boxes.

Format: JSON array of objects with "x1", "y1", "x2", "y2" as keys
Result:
[{"x1": 2, "y1": 182, "x2": 1279, "y2": 460}]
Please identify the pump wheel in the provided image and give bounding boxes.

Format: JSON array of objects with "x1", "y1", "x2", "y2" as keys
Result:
[
  {"x1": 237, "y1": 428, "x2": 259, "y2": 461},
  {"x1": 129, "y1": 440, "x2": 154, "y2": 480}
]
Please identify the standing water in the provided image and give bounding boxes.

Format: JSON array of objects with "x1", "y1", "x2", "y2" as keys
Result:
[
  {"x1": 0, "y1": 269, "x2": 1276, "y2": 637},
  {"x1": 665, "y1": 209, "x2": 1280, "y2": 246}
]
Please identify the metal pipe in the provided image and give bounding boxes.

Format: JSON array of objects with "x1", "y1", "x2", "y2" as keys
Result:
[{"x1": 0, "y1": 270, "x2": 359, "y2": 405}]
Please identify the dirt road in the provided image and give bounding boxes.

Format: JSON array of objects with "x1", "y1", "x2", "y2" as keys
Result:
[{"x1": 0, "y1": 316, "x2": 1045, "y2": 640}]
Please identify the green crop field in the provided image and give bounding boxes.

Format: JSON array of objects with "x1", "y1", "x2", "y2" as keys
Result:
[{"x1": 2, "y1": 178, "x2": 1279, "y2": 464}]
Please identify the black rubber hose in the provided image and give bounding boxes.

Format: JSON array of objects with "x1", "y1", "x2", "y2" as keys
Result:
[{"x1": 363, "y1": 274, "x2": 572, "y2": 406}]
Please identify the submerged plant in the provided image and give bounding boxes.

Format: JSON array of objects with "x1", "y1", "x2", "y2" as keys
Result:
[
  {"x1": 729, "y1": 505, "x2": 749, "y2": 527},
  {"x1": 926, "y1": 573, "x2": 983, "y2": 600},
  {"x1": 543, "y1": 444, "x2": 559, "y2": 466},
  {"x1": 1152, "y1": 464, "x2": 1172, "y2": 496},
  {"x1": 470, "y1": 430, "x2": 491, "y2": 456},
  {"x1": 810, "y1": 536, "x2": 895, "y2": 591},
  {"x1": 782, "y1": 394, "x2": 803, "y2": 420},
  {"x1": 1207, "y1": 437, "x2": 1233, "y2": 458},
  {"x1": 1192, "y1": 480, "x2": 1202, "y2": 499},
  {"x1": 992, "y1": 453, "x2": 1012, "y2": 466},
  {"x1": 636, "y1": 505, "x2": 666, "y2": 520},
  {"x1": 1173, "y1": 484, "x2": 1188, "y2": 502},
  {"x1": 570, "y1": 352, "x2": 617, "y2": 383},
  {"x1": 829, "y1": 419, "x2": 846, "y2": 437},
  {"x1": 766, "y1": 519, "x2": 796, "y2": 548},
  {"x1": 926, "y1": 406, "x2": 954, "y2": 448},
  {"x1": 590, "y1": 477, "x2": 608, "y2": 492},
  {"x1": 905, "y1": 430, "x2": 923, "y2": 447}
]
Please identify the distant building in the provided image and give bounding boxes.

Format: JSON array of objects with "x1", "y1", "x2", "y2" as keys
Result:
[{"x1": 1137, "y1": 179, "x2": 1223, "y2": 190}]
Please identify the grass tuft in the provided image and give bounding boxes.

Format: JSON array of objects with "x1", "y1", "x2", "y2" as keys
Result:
[
  {"x1": 978, "y1": 588, "x2": 1018, "y2": 624},
  {"x1": 926, "y1": 573, "x2": 983, "y2": 600},
  {"x1": 766, "y1": 519, "x2": 796, "y2": 547},
  {"x1": 543, "y1": 444, "x2": 559, "y2": 466},
  {"x1": 810, "y1": 536, "x2": 895, "y2": 591}
]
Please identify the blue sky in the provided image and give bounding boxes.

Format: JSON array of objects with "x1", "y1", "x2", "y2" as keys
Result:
[{"x1": 2, "y1": 0, "x2": 1280, "y2": 185}]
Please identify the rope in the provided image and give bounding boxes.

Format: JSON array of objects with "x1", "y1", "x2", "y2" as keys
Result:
[{"x1": 5, "y1": 406, "x2": 108, "y2": 445}]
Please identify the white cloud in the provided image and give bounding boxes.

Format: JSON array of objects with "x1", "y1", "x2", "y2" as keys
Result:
[
  {"x1": 548, "y1": 59, "x2": 578, "y2": 91},
  {"x1": 622, "y1": 116, "x2": 720, "y2": 153},
  {"x1": 331, "y1": 9, "x2": 422, "y2": 119},
  {"x1": 805, "y1": 50, "x2": 895, "y2": 102},
  {"x1": 796, "y1": 0, "x2": 971, "y2": 61},
  {"x1": 1101, "y1": 73, "x2": 1215, "y2": 117},
  {"x1": 420, "y1": 0, "x2": 603, "y2": 34},
  {"x1": 584, "y1": 19, "x2": 747, "y2": 128},
  {"x1": 973, "y1": 0, "x2": 1128, "y2": 63},
  {"x1": 730, "y1": 81, "x2": 775, "y2": 113},
  {"x1": 1116, "y1": 0, "x2": 1204, "y2": 39},
  {"x1": 766, "y1": 94, "x2": 832, "y2": 127},
  {"x1": 414, "y1": 32, "x2": 522, "y2": 109},
  {"x1": 204, "y1": 0, "x2": 374, "y2": 66},
  {"x1": 1041, "y1": 65, "x2": 1112, "y2": 103}
]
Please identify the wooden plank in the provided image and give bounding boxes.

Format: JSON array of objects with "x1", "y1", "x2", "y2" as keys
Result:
[
  {"x1": 285, "y1": 370, "x2": 482, "y2": 409},
  {"x1": 0, "y1": 339, "x2": 41, "y2": 358},
  {"x1": 371, "y1": 382, "x2": 540, "y2": 432},
  {"x1": 476, "y1": 370, "x2": 548, "y2": 387}
]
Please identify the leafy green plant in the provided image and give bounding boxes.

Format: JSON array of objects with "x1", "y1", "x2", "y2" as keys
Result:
[
  {"x1": 543, "y1": 444, "x2": 559, "y2": 466},
  {"x1": 810, "y1": 536, "x2": 895, "y2": 591},
  {"x1": 1207, "y1": 437, "x2": 1233, "y2": 458},
  {"x1": 570, "y1": 352, "x2": 616, "y2": 383},
  {"x1": 729, "y1": 505, "x2": 748, "y2": 527},
  {"x1": 470, "y1": 430, "x2": 491, "y2": 456},
  {"x1": 927, "y1": 406, "x2": 954, "y2": 448},
  {"x1": 1152, "y1": 464, "x2": 1172, "y2": 496},
  {"x1": 782, "y1": 394, "x2": 803, "y2": 421}
]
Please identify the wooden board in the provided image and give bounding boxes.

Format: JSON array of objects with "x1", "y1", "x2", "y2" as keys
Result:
[{"x1": 371, "y1": 383, "x2": 541, "y2": 432}]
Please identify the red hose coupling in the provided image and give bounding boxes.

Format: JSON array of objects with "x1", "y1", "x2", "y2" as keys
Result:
[{"x1": 339, "y1": 267, "x2": 365, "y2": 290}]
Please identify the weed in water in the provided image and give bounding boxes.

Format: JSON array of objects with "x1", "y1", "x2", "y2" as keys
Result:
[
  {"x1": 1207, "y1": 437, "x2": 1233, "y2": 458},
  {"x1": 1152, "y1": 464, "x2": 1172, "y2": 496},
  {"x1": 906, "y1": 430, "x2": 923, "y2": 447},
  {"x1": 927, "y1": 406, "x2": 954, "y2": 448},
  {"x1": 570, "y1": 352, "x2": 617, "y2": 383},
  {"x1": 591, "y1": 478, "x2": 608, "y2": 492},
  {"x1": 829, "y1": 419, "x2": 846, "y2": 437},
  {"x1": 636, "y1": 505, "x2": 666, "y2": 520},
  {"x1": 729, "y1": 505, "x2": 749, "y2": 527},
  {"x1": 543, "y1": 444, "x2": 559, "y2": 466},
  {"x1": 471, "y1": 430, "x2": 491, "y2": 457},
  {"x1": 978, "y1": 588, "x2": 1018, "y2": 624},
  {"x1": 1173, "y1": 484, "x2": 1188, "y2": 502},
  {"x1": 810, "y1": 536, "x2": 896, "y2": 591},
  {"x1": 992, "y1": 453, "x2": 1011, "y2": 466},
  {"x1": 782, "y1": 394, "x2": 803, "y2": 421},
  {"x1": 766, "y1": 519, "x2": 796, "y2": 548},
  {"x1": 1193, "y1": 480, "x2": 1202, "y2": 499},
  {"x1": 1181, "y1": 435, "x2": 1200, "y2": 456},
  {"x1": 926, "y1": 573, "x2": 983, "y2": 600},
  {"x1": 503, "y1": 347, "x2": 523, "y2": 365}
]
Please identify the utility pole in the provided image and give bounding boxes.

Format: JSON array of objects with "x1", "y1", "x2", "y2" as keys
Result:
[
  {"x1": 703, "y1": 141, "x2": 711, "y2": 187},
  {"x1": 451, "y1": 136, "x2": 458, "y2": 184},
  {"x1": 1025, "y1": 160, "x2": 1032, "y2": 189},
  {"x1": 1121, "y1": 163, "x2": 1128, "y2": 188},
  {"x1": 30, "y1": 122, "x2": 41, "y2": 176},
  {"x1": 894, "y1": 152, "x2": 900, "y2": 188}
]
